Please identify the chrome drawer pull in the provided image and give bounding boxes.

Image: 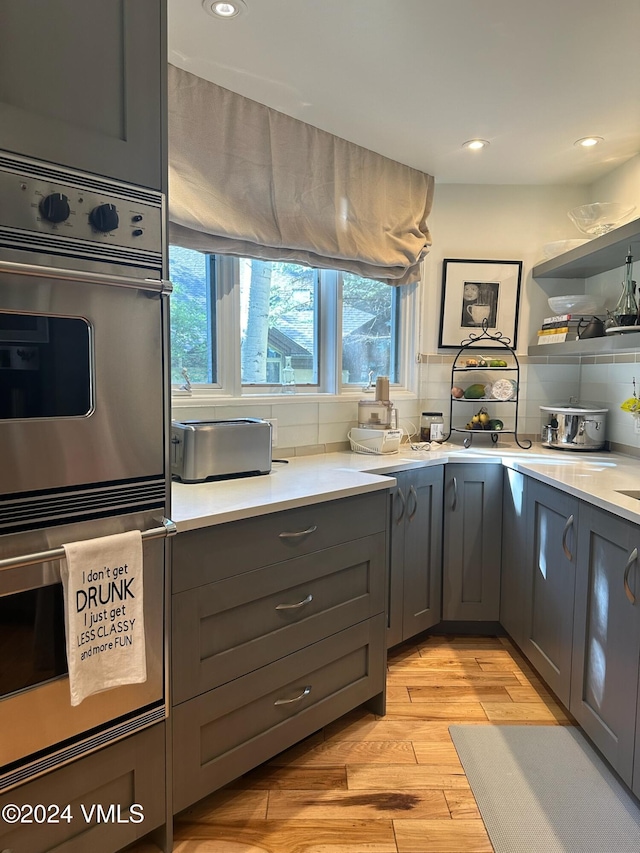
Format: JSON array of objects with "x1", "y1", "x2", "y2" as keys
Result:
[
  {"x1": 395, "y1": 487, "x2": 406, "y2": 524},
  {"x1": 275, "y1": 594, "x2": 313, "y2": 611},
  {"x1": 561, "y1": 514, "x2": 574, "y2": 561},
  {"x1": 624, "y1": 547, "x2": 638, "y2": 605},
  {"x1": 278, "y1": 525, "x2": 318, "y2": 540},
  {"x1": 451, "y1": 476, "x2": 458, "y2": 511},
  {"x1": 407, "y1": 484, "x2": 418, "y2": 521},
  {"x1": 274, "y1": 686, "x2": 312, "y2": 705}
]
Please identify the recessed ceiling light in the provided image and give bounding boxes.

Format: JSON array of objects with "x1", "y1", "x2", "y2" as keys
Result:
[
  {"x1": 202, "y1": 0, "x2": 247, "y2": 19},
  {"x1": 462, "y1": 139, "x2": 490, "y2": 150},
  {"x1": 574, "y1": 136, "x2": 604, "y2": 148}
]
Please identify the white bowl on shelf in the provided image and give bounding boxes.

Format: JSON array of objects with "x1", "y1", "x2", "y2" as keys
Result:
[
  {"x1": 542, "y1": 239, "x2": 590, "y2": 260},
  {"x1": 568, "y1": 203, "x2": 636, "y2": 237},
  {"x1": 547, "y1": 295, "x2": 605, "y2": 315}
]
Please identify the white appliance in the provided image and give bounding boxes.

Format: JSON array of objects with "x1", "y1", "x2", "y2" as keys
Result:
[{"x1": 349, "y1": 427, "x2": 402, "y2": 455}]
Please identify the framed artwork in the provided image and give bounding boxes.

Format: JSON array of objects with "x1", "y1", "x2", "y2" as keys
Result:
[{"x1": 438, "y1": 258, "x2": 523, "y2": 348}]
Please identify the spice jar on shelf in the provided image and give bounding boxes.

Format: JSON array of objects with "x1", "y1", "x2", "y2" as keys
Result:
[{"x1": 420, "y1": 412, "x2": 444, "y2": 443}]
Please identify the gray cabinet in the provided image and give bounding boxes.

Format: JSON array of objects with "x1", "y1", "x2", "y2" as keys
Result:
[
  {"x1": 571, "y1": 503, "x2": 640, "y2": 787},
  {"x1": 173, "y1": 617, "x2": 384, "y2": 812},
  {"x1": 387, "y1": 466, "x2": 443, "y2": 648},
  {"x1": 443, "y1": 463, "x2": 503, "y2": 621},
  {"x1": 172, "y1": 533, "x2": 386, "y2": 703},
  {"x1": 0, "y1": 723, "x2": 165, "y2": 853},
  {"x1": 499, "y1": 467, "x2": 527, "y2": 646},
  {"x1": 521, "y1": 479, "x2": 578, "y2": 706},
  {"x1": 0, "y1": 0, "x2": 166, "y2": 190},
  {"x1": 171, "y1": 491, "x2": 389, "y2": 813}
]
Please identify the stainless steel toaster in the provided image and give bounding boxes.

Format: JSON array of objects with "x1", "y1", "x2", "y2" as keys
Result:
[{"x1": 170, "y1": 418, "x2": 272, "y2": 482}]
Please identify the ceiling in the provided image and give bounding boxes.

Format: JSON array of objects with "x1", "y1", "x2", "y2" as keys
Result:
[{"x1": 168, "y1": 0, "x2": 640, "y2": 186}]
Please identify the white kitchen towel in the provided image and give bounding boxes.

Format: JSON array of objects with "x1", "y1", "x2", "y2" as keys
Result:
[{"x1": 61, "y1": 530, "x2": 146, "y2": 706}]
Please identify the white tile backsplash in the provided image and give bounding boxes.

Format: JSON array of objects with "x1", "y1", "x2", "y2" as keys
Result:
[
  {"x1": 318, "y1": 400, "x2": 359, "y2": 423},
  {"x1": 272, "y1": 402, "x2": 319, "y2": 426},
  {"x1": 277, "y1": 423, "x2": 319, "y2": 448},
  {"x1": 318, "y1": 421, "x2": 354, "y2": 444}
]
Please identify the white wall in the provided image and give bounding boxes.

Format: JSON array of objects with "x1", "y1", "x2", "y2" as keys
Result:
[{"x1": 588, "y1": 154, "x2": 640, "y2": 210}]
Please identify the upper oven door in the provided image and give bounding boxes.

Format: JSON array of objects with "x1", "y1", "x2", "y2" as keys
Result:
[{"x1": 0, "y1": 261, "x2": 166, "y2": 500}]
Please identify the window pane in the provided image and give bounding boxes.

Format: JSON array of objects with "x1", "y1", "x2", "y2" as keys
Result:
[
  {"x1": 169, "y1": 246, "x2": 215, "y2": 384},
  {"x1": 342, "y1": 273, "x2": 398, "y2": 384},
  {"x1": 240, "y1": 260, "x2": 317, "y2": 386}
]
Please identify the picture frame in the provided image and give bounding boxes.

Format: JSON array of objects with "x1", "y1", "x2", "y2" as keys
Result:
[{"x1": 438, "y1": 259, "x2": 523, "y2": 348}]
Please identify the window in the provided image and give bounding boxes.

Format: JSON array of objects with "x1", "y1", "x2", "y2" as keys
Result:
[
  {"x1": 169, "y1": 245, "x2": 216, "y2": 385},
  {"x1": 169, "y1": 247, "x2": 407, "y2": 395},
  {"x1": 341, "y1": 272, "x2": 398, "y2": 387},
  {"x1": 239, "y1": 259, "x2": 318, "y2": 386}
]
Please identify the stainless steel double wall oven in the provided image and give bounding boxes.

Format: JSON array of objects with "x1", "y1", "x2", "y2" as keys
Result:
[{"x1": 0, "y1": 152, "x2": 172, "y2": 791}]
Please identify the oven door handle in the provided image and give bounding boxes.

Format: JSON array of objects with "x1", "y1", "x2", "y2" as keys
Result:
[
  {"x1": 0, "y1": 259, "x2": 172, "y2": 295},
  {"x1": 0, "y1": 518, "x2": 176, "y2": 576}
]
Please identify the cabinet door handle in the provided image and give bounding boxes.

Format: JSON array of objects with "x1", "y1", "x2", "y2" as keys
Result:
[
  {"x1": 274, "y1": 685, "x2": 312, "y2": 705},
  {"x1": 624, "y1": 547, "x2": 638, "y2": 605},
  {"x1": 275, "y1": 593, "x2": 313, "y2": 611},
  {"x1": 561, "y1": 514, "x2": 574, "y2": 561},
  {"x1": 450, "y1": 477, "x2": 458, "y2": 511},
  {"x1": 407, "y1": 485, "x2": 418, "y2": 521},
  {"x1": 279, "y1": 525, "x2": 318, "y2": 540},
  {"x1": 394, "y1": 487, "x2": 406, "y2": 524}
]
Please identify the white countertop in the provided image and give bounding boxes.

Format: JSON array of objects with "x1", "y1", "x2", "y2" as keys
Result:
[{"x1": 171, "y1": 440, "x2": 640, "y2": 532}]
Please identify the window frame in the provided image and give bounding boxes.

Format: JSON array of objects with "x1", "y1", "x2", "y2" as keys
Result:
[{"x1": 170, "y1": 251, "x2": 418, "y2": 400}]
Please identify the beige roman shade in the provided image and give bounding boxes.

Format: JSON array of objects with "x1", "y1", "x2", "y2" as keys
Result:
[{"x1": 168, "y1": 64, "x2": 434, "y2": 285}]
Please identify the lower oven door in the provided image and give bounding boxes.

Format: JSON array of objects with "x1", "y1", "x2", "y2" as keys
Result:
[{"x1": 0, "y1": 512, "x2": 166, "y2": 784}]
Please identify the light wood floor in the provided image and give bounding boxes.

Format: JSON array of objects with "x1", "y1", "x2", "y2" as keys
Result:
[{"x1": 132, "y1": 634, "x2": 574, "y2": 853}]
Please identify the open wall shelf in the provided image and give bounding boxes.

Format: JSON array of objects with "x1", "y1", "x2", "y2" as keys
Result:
[{"x1": 533, "y1": 217, "x2": 640, "y2": 280}]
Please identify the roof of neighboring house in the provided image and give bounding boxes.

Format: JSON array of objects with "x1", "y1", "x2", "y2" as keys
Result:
[{"x1": 269, "y1": 307, "x2": 376, "y2": 356}]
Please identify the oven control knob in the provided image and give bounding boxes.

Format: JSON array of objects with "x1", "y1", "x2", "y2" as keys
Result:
[
  {"x1": 90, "y1": 203, "x2": 119, "y2": 233},
  {"x1": 39, "y1": 192, "x2": 70, "y2": 223}
]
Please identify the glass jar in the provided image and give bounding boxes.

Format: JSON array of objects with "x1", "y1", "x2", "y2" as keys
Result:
[
  {"x1": 420, "y1": 412, "x2": 444, "y2": 443},
  {"x1": 281, "y1": 355, "x2": 296, "y2": 394}
]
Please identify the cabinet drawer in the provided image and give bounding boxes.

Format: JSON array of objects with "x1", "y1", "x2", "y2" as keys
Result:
[
  {"x1": 173, "y1": 533, "x2": 386, "y2": 703},
  {"x1": 172, "y1": 490, "x2": 388, "y2": 592},
  {"x1": 0, "y1": 724, "x2": 165, "y2": 853},
  {"x1": 172, "y1": 615, "x2": 385, "y2": 812}
]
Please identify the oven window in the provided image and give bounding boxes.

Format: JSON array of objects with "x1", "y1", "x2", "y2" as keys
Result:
[
  {"x1": 0, "y1": 313, "x2": 91, "y2": 419},
  {"x1": 0, "y1": 585, "x2": 68, "y2": 697}
]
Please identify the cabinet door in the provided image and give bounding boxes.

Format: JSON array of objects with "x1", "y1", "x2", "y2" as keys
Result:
[
  {"x1": 443, "y1": 463, "x2": 502, "y2": 621},
  {"x1": 0, "y1": 724, "x2": 165, "y2": 853},
  {"x1": 521, "y1": 479, "x2": 578, "y2": 706},
  {"x1": 387, "y1": 471, "x2": 409, "y2": 648},
  {"x1": 500, "y1": 467, "x2": 527, "y2": 646},
  {"x1": 0, "y1": 0, "x2": 165, "y2": 190},
  {"x1": 571, "y1": 504, "x2": 640, "y2": 787},
  {"x1": 402, "y1": 466, "x2": 443, "y2": 639}
]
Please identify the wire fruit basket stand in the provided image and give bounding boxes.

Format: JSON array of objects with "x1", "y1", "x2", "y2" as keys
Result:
[{"x1": 446, "y1": 321, "x2": 532, "y2": 449}]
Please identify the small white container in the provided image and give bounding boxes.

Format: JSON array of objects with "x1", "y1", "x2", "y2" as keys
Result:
[{"x1": 349, "y1": 427, "x2": 402, "y2": 455}]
